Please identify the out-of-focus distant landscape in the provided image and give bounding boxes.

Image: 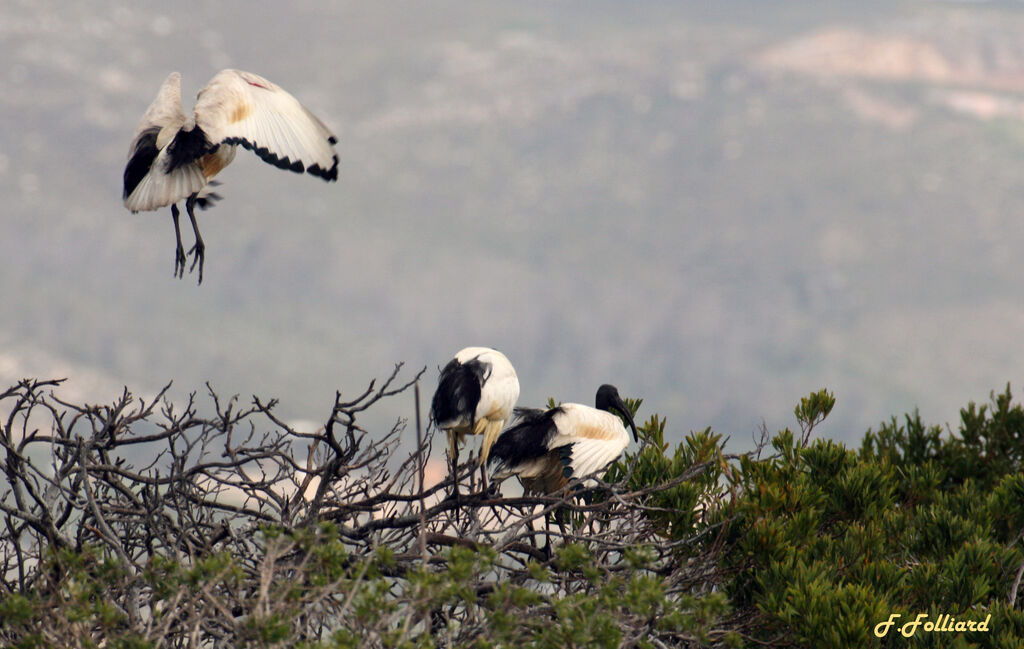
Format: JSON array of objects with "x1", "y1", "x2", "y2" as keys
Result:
[{"x1": 3, "y1": 0, "x2": 1024, "y2": 452}]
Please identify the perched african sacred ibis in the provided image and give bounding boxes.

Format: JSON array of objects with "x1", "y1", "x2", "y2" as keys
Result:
[
  {"x1": 430, "y1": 347, "x2": 519, "y2": 490},
  {"x1": 122, "y1": 69, "x2": 339, "y2": 283},
  {"x1": 487, "y1": 384, "x2": 638, "y2": 494}
]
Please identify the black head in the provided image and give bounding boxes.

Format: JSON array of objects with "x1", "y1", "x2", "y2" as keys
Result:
[{"x1": 595, "y1": 384, "x2": 638, "y2": 442}]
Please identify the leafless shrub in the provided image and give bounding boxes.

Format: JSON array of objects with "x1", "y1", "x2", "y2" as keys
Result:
[{"x1": 0, "y1": 368, "x2": 740, "y2": 647}]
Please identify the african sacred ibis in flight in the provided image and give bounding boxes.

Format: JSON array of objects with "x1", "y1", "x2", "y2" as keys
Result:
[
  {"x1": 430, "y1": 347, "x2": 519, "y2": 492},
  {"x1": 122, "y1": 69, "x2": 339, "y2": 283},
  {"x1": 487, "y1": 384, "x2": 638, "y2": 495}
]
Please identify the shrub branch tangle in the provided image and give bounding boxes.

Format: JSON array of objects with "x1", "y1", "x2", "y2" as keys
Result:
[{"x1": 0, "y1": 370, "x2": 741, "y2": 648}]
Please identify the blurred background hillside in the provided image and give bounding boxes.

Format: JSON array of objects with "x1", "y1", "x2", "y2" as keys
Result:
[{"x1": 3, "y1": 0, "x2": 1024, "y2": 452}]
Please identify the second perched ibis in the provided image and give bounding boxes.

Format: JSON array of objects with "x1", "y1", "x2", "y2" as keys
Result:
[{"x1": 487, "y1": 384, "x2": 638, "y2": 494}]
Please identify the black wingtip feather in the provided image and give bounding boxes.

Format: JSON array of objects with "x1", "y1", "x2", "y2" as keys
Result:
[
  {"x1": 558, "y1": 445, "x2": 574, "y2": 478},
  {"x1": 194, "y1": 193, "x2": 222, "y2": 210},
  {"x1": 227, "y1": 137, "x2": 339, "y2": 182},
  {"x1": 122, "y1": 128, "x2": 160, "y2": 200},
  {"x1": 308, "y1": 155, "x2": 339, "y2": 182}
]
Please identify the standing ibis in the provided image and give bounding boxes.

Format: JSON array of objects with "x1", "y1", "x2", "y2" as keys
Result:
[
  {"x1": 487, "y1": 384, "x2": 638, "y2": 494},
  {"x1": 122, "y1": 69, "x2": 339, "y2": 283},
  {"x1": 430, "y1": 347, "x2": 519, "y2": 492}
]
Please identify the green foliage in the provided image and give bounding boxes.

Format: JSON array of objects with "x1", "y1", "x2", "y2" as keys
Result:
[
  {"x1": 724, "y1": 387, "x2": 1024, "y2": 648},
  {"x1": 0, "y1": 546, "x2": 149, "y2": 649},
  {"x1": 607, "y1": 406, "x2": 728, "y2": 547},
  {"x1": 794, "y1": 388, "x2": 836, "y2": 443}
]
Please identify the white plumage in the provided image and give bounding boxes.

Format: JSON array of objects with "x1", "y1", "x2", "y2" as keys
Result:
[
  {"x1": 430, "y1": 347, "x2": 520, "y2": 483},
  {"x1": 488, "y1": 384, "x2": 638, "y2": 494},
  {"x1": 122, "y1": 69, "x2": 339, "y2": 283}
]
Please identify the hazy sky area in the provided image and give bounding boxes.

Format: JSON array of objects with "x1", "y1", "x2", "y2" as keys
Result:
[{"x1": 3, "y1": 0, "x2": 1024, "y2": 459}]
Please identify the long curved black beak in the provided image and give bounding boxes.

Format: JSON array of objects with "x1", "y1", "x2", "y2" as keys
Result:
[
  {"x1": 613, "y1": 394, "x2": 639, "y2": 443},
  {"x1": 598, "y1": 384, "x2": 639, "y2": 443}
]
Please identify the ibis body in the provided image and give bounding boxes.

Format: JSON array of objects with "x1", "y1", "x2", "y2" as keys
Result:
[
  {"x1": 430, "y1": 347, "x2": 519, "y2": 480},
  {"x1": 488, "y1": 384, "x2": 638, "y2": 494},
  {"x1": 122, "y1": 69, "x2": 339, "y2": 283}
]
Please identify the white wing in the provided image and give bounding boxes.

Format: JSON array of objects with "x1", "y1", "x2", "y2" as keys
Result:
[
  {"x1": 457, "y1": 347, "x2": 519, "y2": 424},
  {"x1": 127, "y1": 72, "x2": 187, "y2": 152},
  {"x1": 124, "y1": 150, "x2": 207, "y2": 212},
  {"x1": 123, "y1": 72, "x2": 207, "y2": 212},
  {"x1": 564, "y1": 436, "x2": 628, "y2": 481},
  {"x1": 193, "y1": 69, "x2": 338, "y2": 181},
  {"x1": 548, "y1": 403, "x2": 629, "y2": 480},
  {"x1": 551, "y1": 404, "x2": 629, "y2": 443},
  {"x1": 476, "y1": 368, "x2": 519, "y2": 424}
]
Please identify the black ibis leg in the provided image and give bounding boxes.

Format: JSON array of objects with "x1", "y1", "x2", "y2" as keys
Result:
[
  {"x1": 446, "y1": 437, "x2": 461, "y2": 499},
  {"x1": 551, "y1": 509, "x2": 570, "y2": 555},
  {"x1": 171, "y1": 204, "x2": 186, "y2": 279},
  {"x1": 538, "y1": 509, "x2": 557, "y2": 560},
  {"x1": 478, "y1": 464, "x2": 490, "y2": 494},
  {"x1": 185, "y1": 194, "x2": 205, "y2": 284},
  {"x1": 443, "y1": 436, "x2": 462, "y2": 526}
]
